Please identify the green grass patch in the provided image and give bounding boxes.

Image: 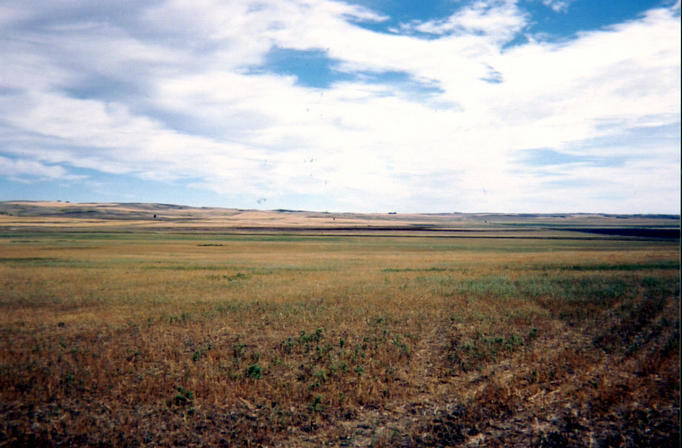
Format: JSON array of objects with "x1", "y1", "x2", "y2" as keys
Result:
[{"x1": 0, "y1": 257, "x2": 95, "y2": 268}]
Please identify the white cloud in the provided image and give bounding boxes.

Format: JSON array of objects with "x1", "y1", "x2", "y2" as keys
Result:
[
  {"x1": 411, "y1": 0, "x2": 527, "y2": 42},
  {"x1": 0, "y1": 0, "x2": 679, "y2": 212},
  {"x1": 0, "y1": 155, "x2": 83, "y2": 182},
  {"x1": 541, "y1": 0, "x2": 572, "y2": 13}
]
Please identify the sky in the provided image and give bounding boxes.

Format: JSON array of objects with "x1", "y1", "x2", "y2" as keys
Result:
[{"x1": 0, "y1": 0, "x2": 679, "y2": 213}]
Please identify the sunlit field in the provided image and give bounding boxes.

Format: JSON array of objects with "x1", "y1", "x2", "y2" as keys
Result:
[{"x1": 1, "y1": 227, "x2": 679, "y2": 446}]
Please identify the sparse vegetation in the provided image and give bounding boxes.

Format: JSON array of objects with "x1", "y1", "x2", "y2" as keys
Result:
[{"x1": 0, "y1": 207, "x2": 679, "y2": 446}]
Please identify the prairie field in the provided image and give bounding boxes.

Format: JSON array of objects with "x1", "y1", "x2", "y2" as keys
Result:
[{"x1": 0, "y1": 204, "x2": 679, "y2": 446}]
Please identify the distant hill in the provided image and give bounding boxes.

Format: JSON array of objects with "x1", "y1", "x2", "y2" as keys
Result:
[{"x1": 0, "y1": 201, "x2": 678, "y2": 240}]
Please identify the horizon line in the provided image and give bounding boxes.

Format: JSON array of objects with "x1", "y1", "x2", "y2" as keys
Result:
[{"x1": 1, "y1": 199, "x2": 679, "y2": 218}]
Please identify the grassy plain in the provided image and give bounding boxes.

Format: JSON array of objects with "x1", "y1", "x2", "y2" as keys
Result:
[{"x1": 0, "y1": 203, "x2": 679, "y2": 446}]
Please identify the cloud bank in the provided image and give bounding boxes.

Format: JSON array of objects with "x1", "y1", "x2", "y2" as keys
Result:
[{"x1": 0, "y1": 0, "x2": 679, "y2": 212}]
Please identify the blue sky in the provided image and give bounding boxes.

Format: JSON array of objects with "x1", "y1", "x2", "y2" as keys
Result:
[{"x1": 0, "y1": 0, "x2": 679, "y2": 213}]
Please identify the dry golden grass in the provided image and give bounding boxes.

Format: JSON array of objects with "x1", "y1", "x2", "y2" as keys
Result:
[{"x1": 0, "y1": 222, "x2": 679, "y2": 446}]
